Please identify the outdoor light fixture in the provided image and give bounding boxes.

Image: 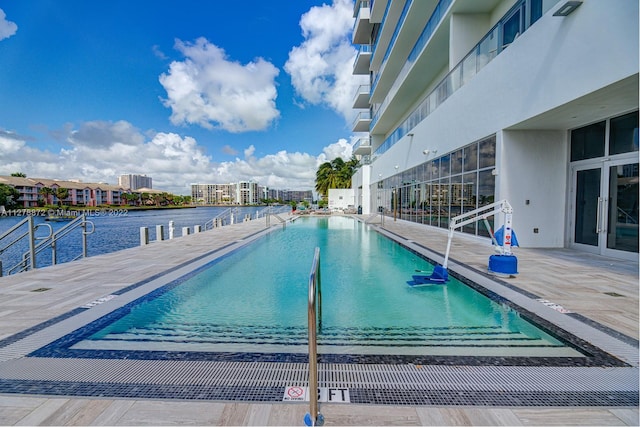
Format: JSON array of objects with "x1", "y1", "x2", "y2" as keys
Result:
[{"x1": 553, "y1": 1, "x2": 582, "y2": 16}]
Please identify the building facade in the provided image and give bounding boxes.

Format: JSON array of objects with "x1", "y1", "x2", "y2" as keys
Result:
[
  {"x1": 0, "y1": 176, "x2": 127, "y2": 207},
  {"x1": 191, "y1": 182, "x2": 261, "y2": 205},
  {"x1": 351, "y1": 0, "x2": 638, "y2": 260},
  {"x1": 118, "y1": 174, "x2": 152, "y2": 190},
  {"x1": 264, "y1": 189, "x2": 314, "y2": 203},
  {"x1": 192, "y1": 183, "x2": 314, "y2": 205}
]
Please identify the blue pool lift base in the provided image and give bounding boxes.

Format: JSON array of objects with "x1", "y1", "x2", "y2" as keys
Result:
[
  {"x1": 407, "y1": 265, "x2": 449, "y2": 287},
  {"x1": 488, "y1": 254, "x2": 518, "y2": 277}
]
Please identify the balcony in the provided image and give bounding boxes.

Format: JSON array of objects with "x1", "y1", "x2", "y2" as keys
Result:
[
  {"x1": 353, "y1": 45, "x2": 371, "y2": 75},
  {"x1": 352, "y1": 111, "x2": 371, "y2": 132},
  {"x1": 353, "y1": 137, "x2": 372, "y2": 156},
  {"x1": 352, "y1": 2, "x2": 372, "y2": 44},
  {"x1": 352, "y1": 84, "x2": 370, "y2": 109}
]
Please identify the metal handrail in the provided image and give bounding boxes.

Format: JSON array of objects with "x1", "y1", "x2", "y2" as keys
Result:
[
  {"x1": 0, "y1": 216, "x2": 38, "y2": 275},
  {"x1": 204, "y1": 207, "x2": 235, "y2": 230},
  {"x1": 305, "y1": 247, "x2": 323, "y2": 426},
  {"x1": 4, "y1": 214, "x2": 94, "y2": 276},
  {"x1": 262, "y1": 205, "x2": 290, "y2": 228},
  {"x1": 364, "y1": 211, "x2": 384, "y2": 226}
]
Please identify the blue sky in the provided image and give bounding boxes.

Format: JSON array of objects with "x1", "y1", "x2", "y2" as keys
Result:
[{"x1": 0, "y1": 0, "x2": 367, "y2": 194}]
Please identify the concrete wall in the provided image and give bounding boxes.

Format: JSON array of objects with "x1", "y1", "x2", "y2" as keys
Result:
[
  {"x1": 328, "y1": 189, "x2": 355, "y2": 211},
  {"x1": 499, "y1": 129, "x2": 567, "y2": 247}
]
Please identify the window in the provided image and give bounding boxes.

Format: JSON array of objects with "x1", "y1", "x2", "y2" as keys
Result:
[
  {"x1": 502, "y1": 8, "x2": 522, "y2": 50},
  {"x1": 376, "y1": 136, "x2": 496, "y2": 236},
  {"x1": 571, "y1": 121, "x2": 606, "y2": 161},
  {"x1": 609, "y1": 111, "x2": 639, "y2": 155},
  {"x1": 479, "y1": 136, "x2": 496, "y2": 169}
]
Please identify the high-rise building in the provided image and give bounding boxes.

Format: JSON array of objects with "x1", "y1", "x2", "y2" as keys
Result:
[
  {"x1": 350, "y1": 0, "x2": 638, "y2": 261},
  {"x1": 191, "y1": 181, "x2": 259, "y2": 205},
  {"x1": 118, "y1": 174, "x2": 152, "y2": 190}
]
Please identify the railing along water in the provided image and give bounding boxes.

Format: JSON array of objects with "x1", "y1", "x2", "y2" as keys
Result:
[
  {"x1": 1, "y1": 214, "x2": 94, "y2": 276},
  {"x1": 0, "y1": 216, "x2": 38, "y2": 276},
  {"x1": 304, "y1": 247, "x2": 324, "y2": 426},
  {"x1": 47, "y1": 214, "x2": 95, "y2": 264},
  {"x1": 204, "y1": 207, "x2": 235, "y2": 230}
]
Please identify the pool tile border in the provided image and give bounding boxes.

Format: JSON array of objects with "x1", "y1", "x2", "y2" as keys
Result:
[{"x1": 0, "y1": 379, "x2": 636, "y2": 407}]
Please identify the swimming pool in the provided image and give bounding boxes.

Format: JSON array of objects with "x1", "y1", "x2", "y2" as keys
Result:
[{"x1": 42, "y1": 216, "x2": 586, "y2": 361}]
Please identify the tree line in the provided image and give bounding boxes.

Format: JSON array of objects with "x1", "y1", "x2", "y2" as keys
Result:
[{"x1": 0, "y1": 172, "x2": 191, "y2": 210}]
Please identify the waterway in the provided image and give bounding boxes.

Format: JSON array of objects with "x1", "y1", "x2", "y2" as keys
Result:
[{"x1": 0, "y1": 206, "x2": 270, "y2": 275}]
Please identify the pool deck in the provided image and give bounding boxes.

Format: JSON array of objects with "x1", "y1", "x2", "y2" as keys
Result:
[{"x1": 0, "y1": 214, "x2": 637, "y2": 426}]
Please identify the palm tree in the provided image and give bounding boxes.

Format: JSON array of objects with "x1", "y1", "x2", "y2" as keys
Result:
[
  {"x1": 38, "y1": 187, "x2": 54, "y2": 206},
  {"x1": 54, "y1": 187, "x2": 69, "y2": 206},
  {"x1": 315, "y1": 156, "x2": 359, "y2": 198}
]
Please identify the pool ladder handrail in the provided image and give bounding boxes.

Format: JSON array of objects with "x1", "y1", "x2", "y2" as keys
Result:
[{"x1": 305, "y1": 247, "x2": 324, "y2": 426}]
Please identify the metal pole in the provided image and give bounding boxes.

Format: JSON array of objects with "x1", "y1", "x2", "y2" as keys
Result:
[
  {"x1": 393, "y1": 188, "x2": 397, "y2": 222},
  {"x1": 81, "y1": 215, "x2": 88, "y2": 258},
  {"x1": 27, "y1": 216, "x2": 36, "y2": 270},
  {"x1": 305, "y1": 247, "x2": 323, "y2": 426}
]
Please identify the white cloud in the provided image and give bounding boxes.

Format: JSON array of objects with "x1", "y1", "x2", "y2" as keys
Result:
[
  {"x1": 0, "y1": 132, "x2": 25, "y2": 154},
  {"x1": 318, "y1": 138, "x2": 353, "y2": 163},
  {"x1": 0, "y1": 9, "x2": 17, "y2": 41},
  {"x1": 68, "y1": 120, "x2": 145, "y2": 148},
  {"x1": 0, "y1": 121, "x2": 356, "y2": 195},
  {"x1": 284, "y1": 0, "x2": 368, "y2": 122},
  {"x1": 159, "y1": 37, "x2": 280, "y2": 132}
]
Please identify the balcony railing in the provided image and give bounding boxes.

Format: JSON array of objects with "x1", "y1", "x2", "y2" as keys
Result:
[
  {"x1": 352, "y1": 111, "x2": 372, "y2": 133},
  {"x1": 371, "y1": 0, "x2": 452, "y2": 129},
  {"x1": 374, "y1": 0, "x2": 537, "y2": 157},
  {"x1": 352, "y1": 84, "x2": 371, "y2": 109},
  {"x1": 353, "y1": 137, "x2": 371, "y2": 156},
  {"x1": 352, "y1": 1, "x2": 372, "y2": 45},
  {"x1": 353, "y1": 45, "x2": 372, "y2": 75}
]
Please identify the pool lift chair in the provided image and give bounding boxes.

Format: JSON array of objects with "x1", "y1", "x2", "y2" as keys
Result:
[
  {"x1": 410, "y1": 199, "x2": 518, "y2": 286},
  {"x1": 443, "y1": 198, "x2": 519, "y2": 277}
]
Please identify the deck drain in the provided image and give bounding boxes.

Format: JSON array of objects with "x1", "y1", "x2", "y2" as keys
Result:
[
  {"x1": 604, "y1": 292, "x2": 625, "y2": 297},
  {"x1": 30, "y1": 288, "x2": 51, "y2": 293}
]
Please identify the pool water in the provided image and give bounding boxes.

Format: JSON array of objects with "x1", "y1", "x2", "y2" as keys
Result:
[{"x1": 73, "y1": 216, "x2": 583, "y2": 358}]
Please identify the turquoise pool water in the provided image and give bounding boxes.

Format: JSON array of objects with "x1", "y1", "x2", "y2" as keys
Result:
[{"x1": 74, "y1": 216, "x2": 582, "y2": 357}]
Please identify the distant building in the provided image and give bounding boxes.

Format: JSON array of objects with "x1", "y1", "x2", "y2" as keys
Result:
[
  {"x1": 0, "y1": 176, "x2": 127, "y2": 207},
  {"x1": 191, "y1": 181, "x2": 259, "y2": 205},
  {"x1": 118, "y1": 174, "x2": 152, "y2": 190},
  {"x1": 192, "y1": 183, "x2": 312, "y2": 205},
  {"x1": 263, "y1": 188, "x2": 313, "y2": 203}
]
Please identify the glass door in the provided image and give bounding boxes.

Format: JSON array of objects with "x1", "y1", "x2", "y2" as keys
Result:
[
  {"x1": 603, "y1": 160, "x2": 639, "y2": 258},
  {"x1": 573, "y1": 166, "x2": 601, "y2": 248},
  {"x1": 571, "y1": 159, "x2": 639, "y2": 260}
]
